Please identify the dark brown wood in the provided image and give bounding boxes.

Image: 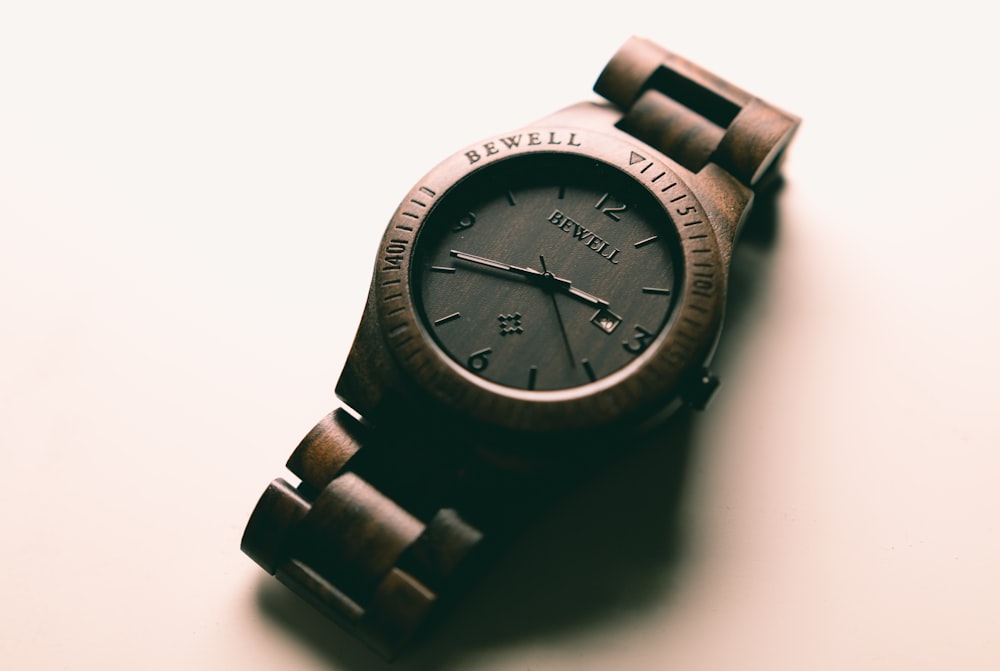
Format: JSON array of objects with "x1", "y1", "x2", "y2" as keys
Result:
[
  {"x1": 595, "y1": 36, "x2": 799, "y2": 186},
  {"x1": 242, "y1": 36, "x2": 799, "y2": 658},
  {"x1": 241, "y1": 410, "x2": 489, "y2": 657},
  {"x1": 350, "y1": 129, "x2": 728, "y2": 435},
  {"x1": 286, "y1": 408, "x2": 364, "y2": 491}
]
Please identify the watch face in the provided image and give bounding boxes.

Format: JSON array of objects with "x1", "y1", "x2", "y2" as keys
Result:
[
  {"x1": 413, "y1": 153, "x2": 678, "y2": 392},
  {"x1": 373, "y1": 130, "x2": 725, "y2": 432}
]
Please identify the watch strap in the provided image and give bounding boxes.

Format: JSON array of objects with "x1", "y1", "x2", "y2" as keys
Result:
[
  {"x1": 242, "y1": 409, "x2": 491, "y2": 658},
  {"x1": 595, "y1": 36, "x2": 800, "y2": 188},
  {"x1": 241, "y1": 409, "x2": 564, "y2": 657}
]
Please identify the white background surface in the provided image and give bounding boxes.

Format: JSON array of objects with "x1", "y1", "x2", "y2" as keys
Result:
[{"x1": 2, "y1": 1, "x2": 998, "y2": 669}]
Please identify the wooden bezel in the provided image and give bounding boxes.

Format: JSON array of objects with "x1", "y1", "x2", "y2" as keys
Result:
[{"x1": 373, "y1": 126, "x2": 726, "y2": 433}]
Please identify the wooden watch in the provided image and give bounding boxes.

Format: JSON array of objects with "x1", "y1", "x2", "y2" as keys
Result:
[{"x1": 241, "y1": 36, "x2": 799, "y2": 658}]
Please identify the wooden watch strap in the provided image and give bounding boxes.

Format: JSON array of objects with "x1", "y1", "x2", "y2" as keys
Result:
[
  {"x1": 242, "y1": 409, "x2": 490, "y2": 658},
  {"x1": 594, "y1": 36, "x2": 799, "y2": 187}
]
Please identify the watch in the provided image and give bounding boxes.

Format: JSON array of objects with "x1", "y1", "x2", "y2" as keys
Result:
[{"x1": 241, "y1": 36, "x2": 799, "y2": 657}]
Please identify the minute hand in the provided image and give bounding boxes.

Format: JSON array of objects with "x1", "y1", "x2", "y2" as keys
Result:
[
  {"x1": 449, "y1": 249, "x2": 610, "y2": 308},
  {"x1": 449, "y1": 250, "x2": 545, "y2": 280},
  {"x1": 565, "y1": 285, "x2": 610, "y2": 309}
]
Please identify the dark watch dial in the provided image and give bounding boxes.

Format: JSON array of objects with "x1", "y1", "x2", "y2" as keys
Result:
[{"x1": 414, "y1": 153, "x2": 680, "y2": 392}]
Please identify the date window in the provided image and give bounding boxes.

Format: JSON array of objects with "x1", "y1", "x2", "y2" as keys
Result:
[{"x1": 591, "y1": 308, "x2": 622, "y2": 334}]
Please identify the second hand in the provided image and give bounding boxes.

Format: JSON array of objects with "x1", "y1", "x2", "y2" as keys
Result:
[{"x1": 540, "y1": 255, "x2": 575, "y2": 367}]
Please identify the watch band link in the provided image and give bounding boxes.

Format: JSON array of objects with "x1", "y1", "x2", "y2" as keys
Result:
[
  {"x1": 242, "y1": 409, "x2": 489, "y2": 658},
  {"x1": 595, "y1": 36, "x2": 799, "y2": 188},
  {"x1": 241, "y1": 37, "x2": 799, "y2": 658}
]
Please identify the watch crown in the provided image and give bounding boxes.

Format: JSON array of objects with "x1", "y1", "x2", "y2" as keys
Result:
[{"x1": 682, "y1": 369, "x2": 720, "y2": 410}]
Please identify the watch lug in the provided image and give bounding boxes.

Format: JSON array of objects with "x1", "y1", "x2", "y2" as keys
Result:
[
  {"x1": 335, "y1": 276, "x2": 406, "y2": 421},
  {"x1": 687, "y1": 163, "x2": 753, "y2": 270}
]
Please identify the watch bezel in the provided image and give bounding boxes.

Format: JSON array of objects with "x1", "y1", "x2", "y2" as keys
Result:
[{"x1": 373, "y1": 127, "x2": 726, "y2": 432}]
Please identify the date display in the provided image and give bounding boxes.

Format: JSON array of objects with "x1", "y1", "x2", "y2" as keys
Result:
[{"x1": 591, "y1": 308, "x2": 622, "y2": 334}]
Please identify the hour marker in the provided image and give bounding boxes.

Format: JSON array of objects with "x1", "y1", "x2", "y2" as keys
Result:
[
  {"x1": 506, "y1": 190, "x2": 517, "y2": 206},
  {"x1": 528, "y1": 365, "x2": 538, "y2": 390},
  {"x1": 431, "y1": 265, "x2": 456, "y2": 273},
  {"x1": 642, "y1": 287, "x2": 671, "y2": 295},
  {"x1": 557, "y1": 185, "x2": 565, "y2": 199},
  {"x1": 468, "y1": 348, "x2": 492, "y2": 373},
  {"x1": 582, "y1": 358, "x2": 597, "y2": 381},
  {"x1": 634, "y1": 235, "x2": 658, "y2": 249},
  {"x1": 453, "y1": 212, "x2": 476, "y2": 232},
  {"x1": 434, "y1": 312, "x2": 461, "y2": 326}
]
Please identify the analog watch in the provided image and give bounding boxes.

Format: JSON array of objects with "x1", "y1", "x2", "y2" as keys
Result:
[{"x1": 241, "y1": 36, "x2": 799, "y2": 658}]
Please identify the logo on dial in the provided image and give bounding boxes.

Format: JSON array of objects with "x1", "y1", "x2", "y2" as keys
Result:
[{"x1": 498, "y1": 313, "x2": 524, "y2": 336}]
